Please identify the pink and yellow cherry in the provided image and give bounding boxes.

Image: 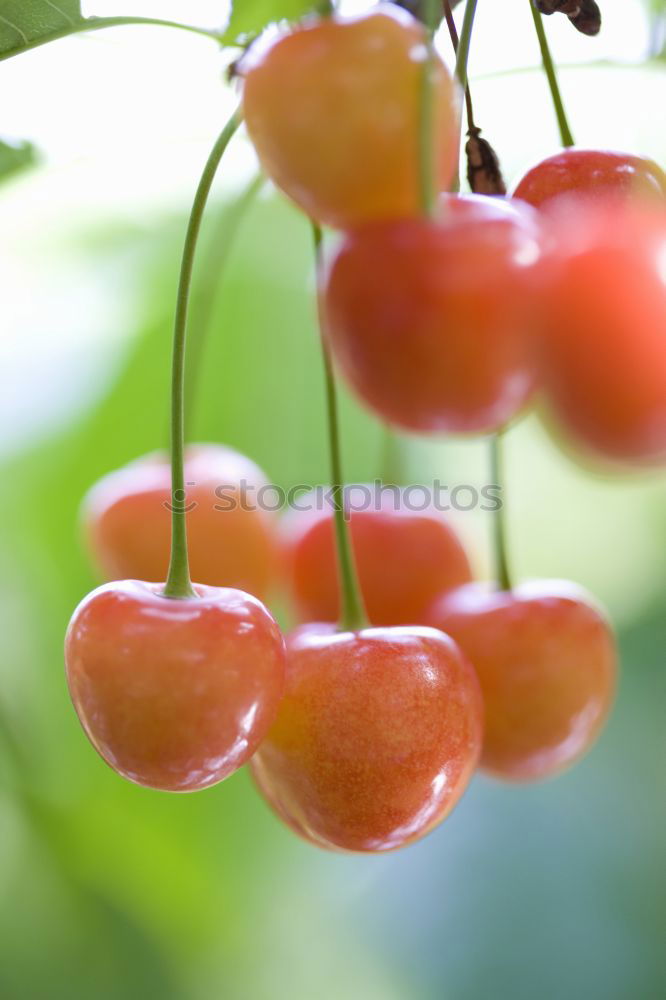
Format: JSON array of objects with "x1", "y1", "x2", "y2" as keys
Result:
[
  {"x1": 323, "y1": 195, "x2": 542, "y2": 434},
  {"x1": 241, "y1": 6, "x2": 460, "y2": 228},
  {"x1": 65, "y1": 580, "x2": 286, "y2": 791},
  {"x1": 426, "y1": 580, "x2": 616, "y2": 781},
  {"x1": 251, "y1": 622, "x2": 483, "y2": 852},
  {"x1": 83, "y1": 444, "x2": 278, "y2": 597},
  {"x1": 537, "y1": 203, "x2": 666, "y2": 464},
  {"x1": 282, "y1": 487, "x2": 473, "y2": 626},
  {"x1": 513, "y1": 148, "x2": 666, "y2": 211}
]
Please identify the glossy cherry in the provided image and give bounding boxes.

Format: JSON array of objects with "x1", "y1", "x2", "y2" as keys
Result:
[
  {"x1": 241, "y1": 6, "x2": 460, "y2": 228},
  {"x1": 536, "y1": 203, "x2": 666, "y2": 464},
  {"x1": 323, "y1": 195, "x2": 542, "y2": 434},
  {"x1": 251, "y1": 623, "x2": 483, "y2": 852},
  {"x1": 513, "y1": 148, "x2": 666, "y2": 210},
  {"x1": 65, "y1": 581, "x2": 286, "y2": 791},
  {"x1": 282, "y1": 486, "x2": 473, "y2": 626},
  {"x1": 426, "y1": 580, "x2": 616, "y2": 781},
  {"x1": 83, "y1": 444, "x2": 278, "y2": 597}
]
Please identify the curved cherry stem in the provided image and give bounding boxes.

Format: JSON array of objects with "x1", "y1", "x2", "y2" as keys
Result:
[
  {"x1": 312, "y1": 224, "x2": 368, "y2": 633},
  {"x1": 163, "y1": 108, "x2": 242, "y2": 600},
  {"x1": 442, "y1": 1, "x2": 476, "y2": 130},
  {"x1": 0, "y1": 16, "x2": 223, "y2": 63},
  {"x1": 185, "y1": 173, "x2": 264, "y2": 438},
  {"x1": 528, "y1": 2, "x2": 576, "y2": 147},
  {"x1": 418, "y1": 0, "x2": 442, "y2": 217},
  {"x1": 455, "y1": 0, "x2": 479, "y2": 93},
  {"x1": 490, "y1": 433, "x2": 513, "y2": 592}
]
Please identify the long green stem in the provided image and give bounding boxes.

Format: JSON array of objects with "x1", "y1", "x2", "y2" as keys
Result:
[
  {"x1": 490, "y1": 434, "x2": 512, "y2": 592},
  {"x1": 0, "y1": 16, "x2": 223, "y2": 63},
  {"x1": 528, "y1": 2, "x2": 576, "y2": 147},
  {"x1": 455, "y1": 0, "x2": 479, "y2": 93},
  {"x1": 163, "y1": 109, "x2": 242, "y2": 599},
  {"x1": 418, "y1": 0, "x2": 442, "y2": 217},
  {"x1": 381, "y1": 426, "x2": 404, "y2": 486},
  {"x1": 185, "y1": 173, "x2": 264, "y2": 438},
  {"x1": 312, "y1": 224, "x2": 368, "y2": 633}
]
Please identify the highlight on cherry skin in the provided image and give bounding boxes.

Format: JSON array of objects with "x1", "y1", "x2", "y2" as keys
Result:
[
  {"x1": 250, "y1": 622, "x2": 484, "y2": 853},
  {"x1": 535, "y1": 202, "x2": 666, "y2": 465},
  {"x1": 513, "y1": 148, "x2": 666, "y2": 211},
  {"x1": 241, "y1": 5, "x2": 461, "y2": 229},
  {"x1": 281, "y1": 486, "x2": 473, "y2": 627},
  {"x1": 65, "y1": 580, "x2": 286, "y2": 792},
  {"x1": 322, "y1": 194, "x2": 543, "y2": 434},
  {"x1": 426, "y1": 579, "x2": 617, "y2": 782},
  {"x1": 82, "y1": 444, "x2": 279, "y2": 598}
]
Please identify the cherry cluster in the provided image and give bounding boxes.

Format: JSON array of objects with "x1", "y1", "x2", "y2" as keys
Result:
[{"x1": 65, "y1": 5, "x2": 666, "y2": 853}]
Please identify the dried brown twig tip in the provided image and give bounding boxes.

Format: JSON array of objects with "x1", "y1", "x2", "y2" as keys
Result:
[
  {"x1": 570, "y1": 0, "x2": 602, "y2": 36},
  {"x1": 536, "y1": 0, "x2": 602, "y2": 37},
  {"x1": 465, "y1": 128, "x2": 507, "y2": 196}
]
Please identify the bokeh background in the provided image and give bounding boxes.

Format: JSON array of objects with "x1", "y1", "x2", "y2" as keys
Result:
[{"x1": 1, "y1": 2, "x2": 665, "y2": 997}]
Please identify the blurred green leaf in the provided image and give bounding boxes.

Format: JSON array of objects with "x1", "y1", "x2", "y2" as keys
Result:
[
  {"x1": 223, "y1": 0, "x2": 323, "y2": 42},
  {"x1": 0, "y1": 136, "x2": 37, "y2": 182},
  {"x1": 0, "y1": 1, "x2": 82, "y2": 59}
]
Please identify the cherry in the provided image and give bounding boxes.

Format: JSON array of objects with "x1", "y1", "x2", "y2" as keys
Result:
[
  {"x1": 250, "y1": 622, "x2": 483, "y2": 852},
  {"x1": 426, "y1": 580, "x2": 616, "y2": 781},
  {"x1": 241, "y1": 7, "x2": 460, "y2": 228},
  {"x1": 323, "y1": 195, "x2": 542, "y2": 434},
  {"x1": 536, "y1": 203, "x2": 666, "y2": 464},
  {"x1": 83, "y1": 444, "x2": 278, "y2": 598},
  {"x1": 282, "y1": 486, "x2": 473, "y2": 626},
  {"x1": 513, "y1": 148, "x2": 666, "y2": 210},
  {"x1": 65, "y1": 580, "x2": 286, "y2": 791}
]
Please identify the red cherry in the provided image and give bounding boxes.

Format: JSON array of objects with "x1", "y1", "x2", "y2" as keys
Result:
[
  {"x1": 323, "y1": 195, "x2": 542, "y2": 434},
  {"x1": 241, "y1": 7, "x2": 460, "y2": 228},
  {"x1": 537, "y1": 203, "x2": 666, "y2": 464},
  {"x1": 426, "y1": 580, "x2": 616, "y2": 781},
  {"x1": 65, "y1": 581, "x2": 286, "y2": 791},
  {"x1": 83, "y1": 444, "x2": 278, "y2": 597},
  {"x1": 282, "y1": 487, "x2": 473, "y2": 626},
  {"x1": 513, "y1": 148, "x2": 666, "y2": 211},
  {"x1": 251, "y1": 623, "x2": 483, "y2": 852}
]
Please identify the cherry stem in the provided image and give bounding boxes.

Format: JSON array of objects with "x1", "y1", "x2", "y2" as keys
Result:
[
  {"x1": 0, "y1": 15, "x2": 223, "y2": 63},
  {"x1": 490, "y1": 433, "x2": 513, "y2": 592},
  {"x1": 163, "y1": 108, "x2": 242, "y2": 600},
  {"x1": 312, "y1": 223, "x2": 368, "y2": 633},
  {"x1": 418, "y1": 0, "x2": 442, "y2": 218},
  {"x1": 381, "y1": 426, "x2": 405, "y2": 486},
  {"x1": 442, "y1": 0, "x2": 476, "y2": 131},
  {"x1": 185, "y1": 173, "x2": 264, "y2": 438},
  {"x1": 455, "y1": 0, "x2": 479, "y2": 94},
  {"x1": 528, "y1": 2, "x2": 576, "y2": 148}
]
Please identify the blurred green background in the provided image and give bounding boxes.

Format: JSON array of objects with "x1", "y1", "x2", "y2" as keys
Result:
[{"x1": 1, "y1": 2, "x2": 665, "y2": 998}]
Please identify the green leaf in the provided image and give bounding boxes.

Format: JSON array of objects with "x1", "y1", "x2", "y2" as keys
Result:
[
  {"x1": 0, "y1": 135, "x2": 38, "y2": 182},
  {"x1": 0, "y1": 0, "x2": 82, "y2": 59},
  {"x1": 223, "y1": 0, "x2": 322, "y2": 42}
]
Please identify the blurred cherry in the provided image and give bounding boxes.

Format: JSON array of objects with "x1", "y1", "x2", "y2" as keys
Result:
[
  {"x1": 241, "y1": 6, "x2": 460, "y2": 228},
  {"x1": 426, "y1": 580, "x2": 616, "y2": 781},
  {"x1": 282, "y1": 486, "x2": 473, "y2": 626},
  {"x1": 83, "y1": 444, "x2": 278, "y2": 597},
  {"x1": 536, "y1": 202, "x2": 666, "y2": 464},
  {"x1": 513, "y1": 148, "x2": 666, "y2": 211},
  {"x1": 323, "y1": 195, "x2": 542, "y2": 434}
]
